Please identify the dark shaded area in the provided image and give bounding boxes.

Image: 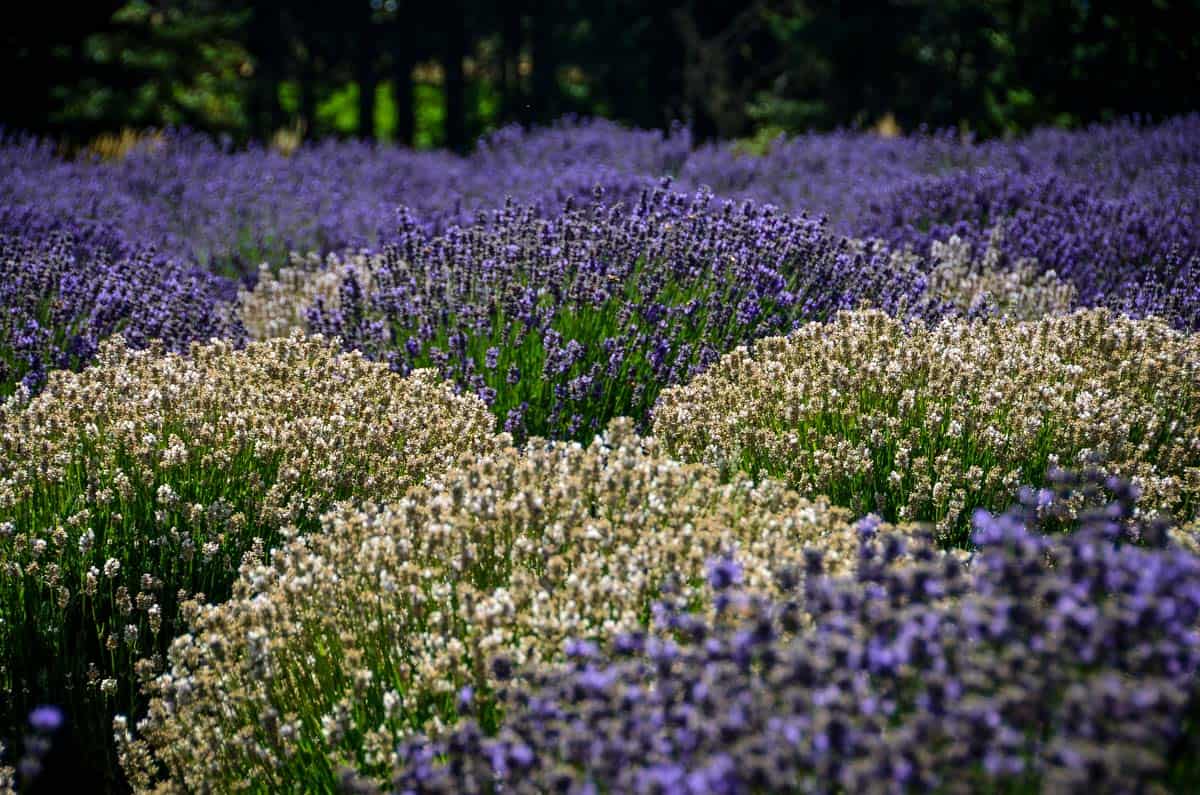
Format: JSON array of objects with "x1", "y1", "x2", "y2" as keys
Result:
[{"x1": 3, "y1": 1, "x2": 1198, "y2": 150}]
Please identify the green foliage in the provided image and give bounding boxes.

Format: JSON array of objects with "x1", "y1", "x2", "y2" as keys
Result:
[
  {"x1": 757, "y1": 0, "x2": 1200, "y2": 136},
  {"x1": 7, "y1": 0, "x2": 1196, "y2": 148},
  {"x1": 54, "y1": 0, "x2": 251, "y2": 140}
]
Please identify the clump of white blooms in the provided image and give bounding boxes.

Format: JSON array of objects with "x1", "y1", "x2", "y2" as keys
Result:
[
  {"x1": 851, "y1": 225, "x2": 1077, "y2": 321},
  {"x1": 1169, "y1": 518, "x2": 1200, "y2": 557},
  {"x1": 925, "y1": 227, "x2": 1077, "y2": 320},
  {"x1": 1, "y1": 331, "x2": 495, "y2": 533},
  {"x1": 236, "y1": 251, "x2": 376, "y2": 340},
  {"x1": 653, "y1": 308, "x2": 1200, "y2": 538},
  {"x1": 118, "y1": 420, "x2": 912, "y2": 792},
  {"x1": 0, "y1": 744, "x2": 13, "y2": 795},
  {"x1": 0, "y1": 332, "x2": 497, "y2": 736}
]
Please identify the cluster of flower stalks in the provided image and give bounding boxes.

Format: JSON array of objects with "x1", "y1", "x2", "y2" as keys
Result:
[
  {"x1": 682, "y1": 114, "x2": 1200, "y2": 231},
  {"x1": 654, "y1": 308, "x2": 1200, "y2": 543},
  {"x1": 0, "y1": 206, "x2": 242, "y2": 397},
  {"x1": 115, "y1": 420, "x2": 907, "y2": 792},
  {"x1": 5, "y1": 117, "x2": 1194, "y2": 294},
  {"x1": 305, "y1": 186, "x2": 939, "y2": 442},
  {"x1": 360, "y1": 477, "x2": 1200, "y2": 795},
  {"x1": 237, "y1": 251, "x2": 375, "y2": 341},
  {"x1": 0, "y1": 334, "x2": 495, "y2": 782},
  {"x1": 685, "y1": 116, "x2": 1200, "y2": 328},
  {"x1": 909, "y1": 226, "x2": 1077, "y2": 321}
]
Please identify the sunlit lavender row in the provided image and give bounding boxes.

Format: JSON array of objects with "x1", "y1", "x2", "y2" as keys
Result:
[{"x1": 1, "y1": 117, "x2": 1198, "y2": 793}]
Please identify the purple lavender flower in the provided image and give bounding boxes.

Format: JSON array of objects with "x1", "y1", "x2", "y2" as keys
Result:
[
  {"x1": 456, "y1": 686, "x2": 475, "y2": 716},
  {"x1": 706, "y1": 556, "x2": 744, "y2": 591},
  {"x1": 0, "y1": 119, "x2": 687, "y2": 273},
  {"x1": 26, "y1": 705, "x2": 63, "y2": 734},
  {"x1": 856, "y1": 169, "x2": 1199, "y2": 325}
]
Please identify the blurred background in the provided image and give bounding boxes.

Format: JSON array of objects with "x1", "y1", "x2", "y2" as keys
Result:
[{"x1": 3, "y1": 0, "x2": 1200, "y2": 152}]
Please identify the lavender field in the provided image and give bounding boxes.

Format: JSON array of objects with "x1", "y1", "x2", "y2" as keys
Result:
[{"x1": 1, "y1": 116, "x2": 1199, "y2": 793}]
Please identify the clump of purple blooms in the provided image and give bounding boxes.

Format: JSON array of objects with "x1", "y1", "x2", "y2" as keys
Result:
[
  {"x1": 0, "y1": 119, "x2": 686, "y2": 275},
  {"x1": 684, "y1": 114, "x2": 1200, "y2": 231},
  {"x1": 371, "y1": 474, "x2": 1200, "y2": 794},
  {"x1": 5, "y1": 116, "x2": 1195, "y2": 305},
  {"x1": 686, "y1": 113, "x2": 1200, "y2": 329},
  {"x1": 685, "y1": 115, "x2": 1200, "y2": 329},
  {"x1": 0, "y1": 207, "x2": 243, "y2": 396},
  {"x1": 308, "y1": 184, "x2": 941, "y2": 441},
  {"x1": 8, "y1": 705, "x2": 63, "y2": 789}
]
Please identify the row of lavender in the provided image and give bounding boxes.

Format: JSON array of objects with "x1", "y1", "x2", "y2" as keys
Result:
[
  {"x1": 4, "y1": 116, "x2": 1197, "y2": 264},
  {"x1": 0, "y1": 117, "x2": 1198, "y2": 791},
  {"x1": 3, "y1": 117, "x2": 1198, "y2": 404}
]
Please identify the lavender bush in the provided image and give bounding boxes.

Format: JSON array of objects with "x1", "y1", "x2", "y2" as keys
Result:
[
  {"x1": 307, "y1": 185, "x2": 940, "y2": 441},
  {"x1": 0, "y1": 336, "x2": 496, "y2": 791},
  {"x1": 0, "y1": 207, "x2": 242, "y2": 397},
  {"x1": 376, "y1": 475, "x2": 1200, "y2": 794},
  {"x1": 116, "y1": 420, "x2": 873, "y2": 792},
  {"x1": 653, "y1": 309, "x2": 1200, "y2": 543}
]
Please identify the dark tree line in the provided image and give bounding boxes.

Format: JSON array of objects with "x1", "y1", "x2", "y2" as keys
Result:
[{"x1": 3, "y1": 0, "x2": 1199, "y2": 150}]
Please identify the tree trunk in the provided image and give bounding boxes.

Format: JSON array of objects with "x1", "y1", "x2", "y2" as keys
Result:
[
  {"x1": 248, "y1": 1, "x2": 284, "y2": 143},
  {"x1": 530, "y1": 0, "x2": 555, "y2": 125},
  {"x1": 501, "y1": 0, "x2": 523, "y2": 124},
  {"x1": 356, "y1": 12, "x2": 377, "y2": 140},
  {"x1": 300, "y1": 48, "x2": 317, "y2": 140},
  {"x1": 392, "y1": 15, "x2": 416, "y2": 146},
  {"x1": 392, "y1": 53, "x2": 415, "y2": 147},
  {"x1": 443, "y1": 0, "x2": 467, "y2": 151}
]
